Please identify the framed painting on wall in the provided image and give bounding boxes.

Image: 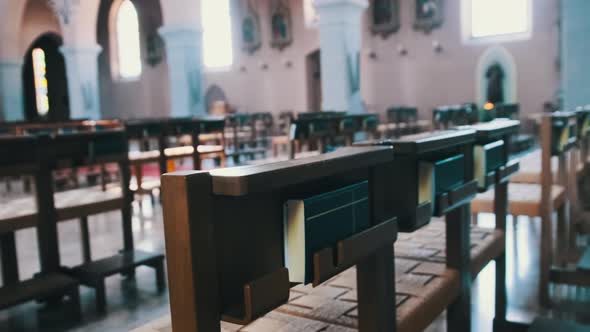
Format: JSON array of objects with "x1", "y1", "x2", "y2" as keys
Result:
[
  {"x1": 270, "y1": 0, "x2": 293, "y2": 50},
  {"x1": 242, "y1": 0, "x2": 262, "y2": 54},
  {"x1": 371, "y1": 0, "x2": 400, "y2": 38},
  {"x1": 414, "y1": 0, "x2": 443, "y2": 33}
]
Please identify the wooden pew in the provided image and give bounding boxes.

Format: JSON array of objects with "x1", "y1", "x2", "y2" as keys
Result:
[
  {"x1": 160, "y1": 147, "x2": 398, "y2": 331},
  {"x1": 44, "y1": 130, "x2": 165, "y2": 312},
  {"x1": 363, "y1": 129, "x2": 481, "y2": 331},
  {"x1": 0, "y1": 135, "x2": 80, "y2": 317},
  {"x1": 225, "y1": 113, "x2": 269, "y2": 163},
  {"x1": 126, "y1": 117, "x2": 226, "y2": 197},
  {"x1": 381, "y1": 106, "x2": 430, "y2": 138}
]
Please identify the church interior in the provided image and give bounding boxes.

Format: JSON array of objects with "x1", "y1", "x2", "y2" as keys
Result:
[{"x1": 1, "y1": 0, "x2": 590, "y2": 331}]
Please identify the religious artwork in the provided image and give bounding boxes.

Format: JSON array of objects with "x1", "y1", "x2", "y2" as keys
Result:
[
  {"x1": 270, "y1": 0, "x2": 293, "y2": 50},
  {"x1": 486, "y1": 63, "x2": 505, "y2": 104},
  {"x1": 371, "y1": 0, "x2": 400, "y2": 38},
  {"x1": 414, "y1": 0, "x2": 444, "y2": 33},
  {"x1": 241, "y1": 1, "x2": 262, "y2": 54},
  {"x1": 145, "y1": 33, "x2": 164, "y2": 67}
]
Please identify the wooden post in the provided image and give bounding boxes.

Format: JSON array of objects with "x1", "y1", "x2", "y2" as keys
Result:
[
  {"x1": 161, "y1": 172, "x2": 220, "y2": 332},
  {"x1": 446, "y1": 203, "x2": 472, "y2": 332},
  {"x1": 539, "y1": 116, "x2": 553, "y2": 307},
  {"x1": 0, "y1": 233, "x2": 19, "y2": 285}
]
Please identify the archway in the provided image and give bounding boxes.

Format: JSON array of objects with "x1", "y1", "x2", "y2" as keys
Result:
[
  {"x1": 22, "y1": 32, "x2": 69, "y2": 122},
  {"x1": 475, "y1": 46, "x2": 517, "y2": 108}
]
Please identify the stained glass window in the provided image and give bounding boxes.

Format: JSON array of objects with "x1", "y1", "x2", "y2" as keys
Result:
[
  {"x1": 471, "y1": 0, "x2": 530, "y2": 38},
  {"x1": 304, "y1": 0, "x2": 319, "y2": 28},
  {"x1": 202, "y1": 0, "x2": 233, "y2": 69},
  {"x1": 32, "y1": 48, "x2": 49, "y2": 116},
  {"x1": 116, "y1": 0, "x2": 142, "y2": 79}
]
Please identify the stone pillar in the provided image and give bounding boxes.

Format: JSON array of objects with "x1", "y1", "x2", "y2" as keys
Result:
[
  {"x1": 59, "y1": 45, "x2": 102, "y2": 120},
  {"x1": 314, "y1": 0, "x2": 367, "y2": 113},
  {"x1": 0, "y1": 60, "x2": 25, "y2": 121},
  {"x1": 562, "y1": 0, "x2": 590, "y2": 110},
  {"x1": 159, "y1": 25, "x2": 206, "y2": 117}
]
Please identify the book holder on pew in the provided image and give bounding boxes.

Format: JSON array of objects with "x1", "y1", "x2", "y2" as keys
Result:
[
  {"x1": 162, "y1": 146, "x2": 398, "y2": 331},
  {"x1": 313, "y1": 217, "x2": 397, "y2": 286},
  {"x1": 356, "y1": 129, "x2": 477, "y2": 232},
  {"x1": 221, "y1": 268, "x2": 290, "y2": 325}
]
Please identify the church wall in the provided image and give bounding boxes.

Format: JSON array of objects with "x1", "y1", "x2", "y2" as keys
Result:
[
  {"x1": 362, "y1": 0, "x2": 560, "y2": 120},
  {"x1": 20, "y1": 0, "x2": 62, "y2": 56},
  {"x1": 210, "y1": 0, "x2": 559, "y2": 121},
  {"x1": 204, "y1": 0, "x2": 320, "y2": 114},
  {"x1": 97, "y1": 0, "x2": 170, "y2": 120}
]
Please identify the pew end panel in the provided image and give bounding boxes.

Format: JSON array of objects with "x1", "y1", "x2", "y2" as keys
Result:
[
  {"x1": 161, "y1": 146, "x2": 398, "y2": 332},
  {"x1": 358, "y1": 129, "x2": 478, "y2": 232}
]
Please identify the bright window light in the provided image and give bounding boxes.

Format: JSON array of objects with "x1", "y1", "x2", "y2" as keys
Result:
[
  {"x1": 32, "y1": 48, "x2": 49, "y2": 116},
  {"x1": 471, "y1": 0, "x2": 529, "y2": 38},
  {"x1": 202, "y1": 0, "x2": 234, "y2": 69},
  {"x1": 304, "y1": 0, "x2": 319, "y2": 28},
  {"x1": 116, "y1": 0, "x2": 142, "y2": 79}
]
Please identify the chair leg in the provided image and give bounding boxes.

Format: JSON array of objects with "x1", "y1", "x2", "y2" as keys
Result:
[
  {"x1": 79, "y1": 217, "x2": 92, "y2": 264},
  {"x1": 69, "y1": 285, "x2": 82, "y2": 320},
  {"x1": 0, "y1": 232, "x2": 19, "y2": 285},
  {"x1": 155, "y1": 260, "x2": 166, "y2": 292},
  {"x1": 540, "y1": 212, "x2": 553, "y2": 307},
  {"x1": 556, "y1": 204, "x2": 568, "y2": 267},
  {"x1": 95, "y1": 279, "x2": 107, "y2": 314}
]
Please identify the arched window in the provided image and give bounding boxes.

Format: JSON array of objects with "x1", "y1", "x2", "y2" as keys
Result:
[
  {"x1": 32, "y1": 48, "x2": 50, "y2": 116},
  {"x1": 463, "y1": 0, "x2": 531, "y2": 42},
  {"x1": 201, "y1": 0, "x2": 233, "y2": 69},
  {"x1": 116, "y1": 0, "x2": 142, "y2": 79}
]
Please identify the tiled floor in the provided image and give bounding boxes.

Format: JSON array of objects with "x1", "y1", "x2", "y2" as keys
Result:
[{"x1": 1, "y1": 190, "x2": 589, "y2": 331}]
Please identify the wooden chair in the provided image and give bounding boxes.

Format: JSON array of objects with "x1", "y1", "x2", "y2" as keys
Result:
[
  {"x1": 472, "y1": 114, "x2": 574, "y2": 306},
  {"x1": 43, "y1": 130, "x2": 165, "y2": 313},
  {"x1": 0, "y1": 135, "x2": 80, "y2": 317},
  {"x1": 225, "y1": 113, "x2": 268, "y2": 164}
]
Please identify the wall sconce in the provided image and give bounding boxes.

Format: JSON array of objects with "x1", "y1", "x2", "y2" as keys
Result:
[
  {"x1": 239, "y1": 65, "x2": 247, "y2": 73},
  {"x1": 432, "y1": 40, "x2": 443, "y2": 53},
  {"x1": 260, "y1": 62, "x2": 269, "y2": 71},
  {"x1": 284, "y1": 59, "x2": 293, "y2": 68},
  {"x1": 397, "y1": 44, "x2": 408, "y2": 56},
  {"x1": 367, "y1": 50, "x2": 377, "y2": 60}
]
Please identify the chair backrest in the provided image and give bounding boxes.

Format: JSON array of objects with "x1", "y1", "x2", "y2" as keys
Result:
[
  {"x1": 494, "y1": 103, "x2": 520, "y2": 120},
  {"x1": 161, "y1": 146, "x2": 397, "y2": 331},
  {"x1": 0, "y1": 135, "x2": 39, "y2": 176},
  {"x1": 49, "y1": 130, "x2": 129, "y2": 169},
  {"x1": 387, "y1": 107, "x2": 418, "y2": 124}
]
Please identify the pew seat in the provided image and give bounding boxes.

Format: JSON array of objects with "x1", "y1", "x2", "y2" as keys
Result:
[
  {"x1": 471, "y1": 183, "x2": 566, "y2": 217},
  {"x1": 0, "y1": 273, "x2": 80, "y2": 315},
  {"x1": 396, "y1": 221, "x2": 505, "y2": 278},
  {"x1": 510, "y1": 150, "x2": 558, "y2": 183},
  {"x1": 0, "y1": 185, "x2": 123, "y2": 234},
  {"x1": 131, "y1": 259, "x2": 460, "y2": 332}
]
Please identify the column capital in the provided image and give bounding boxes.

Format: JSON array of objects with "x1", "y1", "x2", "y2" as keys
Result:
[
  {"x1": 313, "y1": 0, "x2": 368, "y2": 10},
  {"x1": 59, "y1": 44, "x2": 102, "y2": 57}
]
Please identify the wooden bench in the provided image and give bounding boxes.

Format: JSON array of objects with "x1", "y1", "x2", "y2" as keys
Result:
[
  {"x1": 225, "y1": 113, "x2": 270, "y2": 163},
  {"x1": 43, "y1": 130, "x2": 165, "y2": 313},
  {"x1": 0, "y1": 135, "x2": 81, "y2": 317},
  {"x1": 126, "y1": 117, "x2": 226, "y2": 198},
  {"x1": 381, "y1": 106, "x2": 430, "y2": 138}
]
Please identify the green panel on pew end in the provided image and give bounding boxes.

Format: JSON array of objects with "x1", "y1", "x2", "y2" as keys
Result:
[
  {"x1": 577, "y1": 247, "x2": 590, "y2": 272},
  {"x1": 474, "y1": 141, "x2": 505, "y2": 190},
  {"x1": 550, "y1": 112, "x2": 578, "y2": 155},
  {"x1": 530, "y1": 318, "x2": 590, "y2": 332}
]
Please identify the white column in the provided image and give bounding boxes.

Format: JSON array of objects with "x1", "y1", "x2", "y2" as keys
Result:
[
  {"x1": 562, "y1": 0, "x2": 590, "y2": 110},
  {"x1": 0, "y1": 60, "x2": 24, "y2": 121},
  {"x1": 159, "y1": 25, "x2": 206, "y2": 117},
  {"x1": 59, "y1": 45, "x2": 102, "y2": 120},
  {"x1": 314, "y1": 0, "x2": 367, "y2": 113}
]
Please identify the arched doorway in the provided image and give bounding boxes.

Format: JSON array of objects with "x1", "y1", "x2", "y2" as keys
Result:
[
  {"x1": 22, "y1": 33, "x2": 70, "y2": 122},
  {"x1": 475, "y1": 46, "x2": 517, "y2": 108}
]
